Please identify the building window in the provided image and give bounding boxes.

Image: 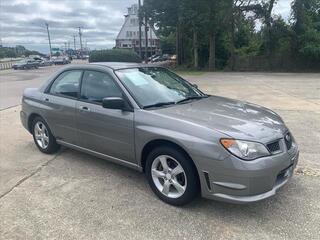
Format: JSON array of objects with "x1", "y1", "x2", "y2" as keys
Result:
[{"x1": 130, "y1": 19, "x2": 137, "y2": 25}]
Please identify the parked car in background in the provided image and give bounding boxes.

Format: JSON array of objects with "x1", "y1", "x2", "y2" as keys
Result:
[
  {"x1": 39, "y1": 59, "x2": 54, "y2": 67},
  {"x1": 151, "y1": 54, "x2": 171, "y2": 63},
  {"x1": 21, "y1": 63, "x2": 299, "y2": 206},
  {"x1": 148, "y1": 54, "x2": 160, "y2": 62},
  {"x1": 170, "y1": 55, "x2": 177, "y2": 60},
  {"x1": 81, "y1": 55, "x2": 89, "y2": 60},
  {"x1": 53, "y1": 57, "x2": 69, "y2": 65},
  {"x1": 12, "y1": 59, "x2": 39, "y2": 70}
]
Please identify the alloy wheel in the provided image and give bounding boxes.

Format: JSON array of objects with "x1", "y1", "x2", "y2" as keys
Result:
[
  {"x1": 34, "y1": 121, "x2": 49, "y2": 149},
  {"x1": 151, "y1": 155, "x2": 187, "y2": 198}
]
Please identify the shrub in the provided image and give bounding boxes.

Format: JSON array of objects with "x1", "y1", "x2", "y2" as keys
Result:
[{"x1": 89, "y1": 49, "x2": 142, "y2": 63}]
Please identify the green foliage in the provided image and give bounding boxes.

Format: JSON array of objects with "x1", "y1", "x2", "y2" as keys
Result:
[
  {"x1": 292, "y1": 0, "x2": 320, "y2": 61},
  {"x1": 89, "y1": 49, "x2": 142, "y2": 63},
  {"x1": 0, "y1": 47, "x2": 17, "y2": 58},
  {"x1": 0, "y1": 45, "x2": 43, "y2": 59},
  {"x1": 299, "y1": 29, "x2": 320, "y2": 59},
  {"x1": 144, "y1": 0, "x2": 320, "y2": 70},
  {"x1": 160, "y1": 33, "x2": 176, "y2": 54}
]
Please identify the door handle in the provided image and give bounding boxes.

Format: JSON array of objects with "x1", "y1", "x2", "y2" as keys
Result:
[
  {"x1": 44, "y1": 97, "x2": 49, "y2": 102},
  {"x1": 79, "y1": 106, "x2": 90, "y2": 112}
]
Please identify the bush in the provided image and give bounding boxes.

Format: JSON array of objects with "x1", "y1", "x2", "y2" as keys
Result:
[{"x1": 89, "y1": 49, "x2": 142, "y2": 63}]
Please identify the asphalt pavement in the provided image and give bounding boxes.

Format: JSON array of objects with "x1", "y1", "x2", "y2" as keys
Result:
[{"x1": 0, "y1": 66, "x2": 319, "y2": 239}]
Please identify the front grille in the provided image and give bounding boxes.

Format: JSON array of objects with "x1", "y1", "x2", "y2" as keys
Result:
[
  {"x1": 267, "y1": 141, "x2": 281, "y2": 153},
  {"x1": 284, "y1": 132, "x2": 293, "y2": 150}
]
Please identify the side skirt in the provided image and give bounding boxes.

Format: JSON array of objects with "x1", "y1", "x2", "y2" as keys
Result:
[{"x1": 57, "y1": 140, "x2": 143, "y2": 172}]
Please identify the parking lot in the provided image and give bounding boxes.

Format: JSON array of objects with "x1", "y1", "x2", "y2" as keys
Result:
[{"x1": 0, "y1": 65, "x2": 320, "y2": 239}]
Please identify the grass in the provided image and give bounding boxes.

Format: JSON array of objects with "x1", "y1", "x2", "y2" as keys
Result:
[
  {"x1": 174, "y1": 70, "x2": 207, "y2": 76},
  {"x1": 172, "y1": 66, "x2": 207, "y2": 76}
]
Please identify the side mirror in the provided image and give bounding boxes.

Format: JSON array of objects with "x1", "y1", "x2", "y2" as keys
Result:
[{"x1": 102, "y1": 97, "x2": 128, "y2": 111}]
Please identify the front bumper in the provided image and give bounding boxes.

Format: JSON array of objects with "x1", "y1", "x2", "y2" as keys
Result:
[
  {"x1": 196, "y1": 143, "x2": 299, "y2": 204},
  {"x1": 20, "y1": 110, "x2": 29, "y2": 131}
]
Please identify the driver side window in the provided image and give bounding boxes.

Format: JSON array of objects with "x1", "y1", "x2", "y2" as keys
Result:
[{"x1": 80, "y1": 70, "x2": 123, "y2": 103}]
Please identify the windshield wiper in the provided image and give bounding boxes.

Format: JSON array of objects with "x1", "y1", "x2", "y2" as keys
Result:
[
  {"x1": 143, "y1": 101, "x2": 176, "y2": 109},
  {"x1": 176, "y1": 95, "x2": 208, "y2": 104}
]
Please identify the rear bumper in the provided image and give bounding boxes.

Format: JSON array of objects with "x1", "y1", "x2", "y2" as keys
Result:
[{"x1": 196, "y1": 144, "x2": 299, "y2": 204}]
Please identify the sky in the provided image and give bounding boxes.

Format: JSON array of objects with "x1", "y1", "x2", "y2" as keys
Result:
[{"x1": 0, "y1": 0, "x2": 292, "y2": 54}]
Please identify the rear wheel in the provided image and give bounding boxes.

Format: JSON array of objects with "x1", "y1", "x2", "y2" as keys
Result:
[
  {"x1": 145, "y1": 146, "x2": 199, "y2": 206},
  {"x1": 31, "y1": 117, "x2": 60, "y2": 154}
]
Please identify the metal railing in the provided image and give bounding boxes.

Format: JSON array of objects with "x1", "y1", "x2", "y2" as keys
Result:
[{"x1": 0, "y1": 58, "x2": 22, "y2": 70}]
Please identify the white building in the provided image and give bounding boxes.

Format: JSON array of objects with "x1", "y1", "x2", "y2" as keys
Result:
[{"x1": 115, "y1": 4, "x2": 160, "y2": 57}]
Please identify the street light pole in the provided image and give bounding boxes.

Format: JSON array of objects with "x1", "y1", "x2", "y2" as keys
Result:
[{"x1": 45, "y1": 23, "x2": 52, "y2": 58}]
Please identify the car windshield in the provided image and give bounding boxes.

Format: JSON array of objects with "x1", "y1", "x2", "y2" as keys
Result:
[{"x1": 115, "y1": 67, "x2": 205, "y2": 108}]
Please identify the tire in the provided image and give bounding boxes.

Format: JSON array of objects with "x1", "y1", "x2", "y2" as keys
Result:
[
  {"x1": 145, "y1": 146, "x2": 200, "y2": 206},
  {"x1": 31, "y1": 116, "x2": 60, "y2": 154}
]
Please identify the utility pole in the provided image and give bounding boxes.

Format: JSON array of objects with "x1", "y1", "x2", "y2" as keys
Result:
[
  {"x1": 150, "y1": 25, "x2": 153, "y2": 55},
  {"x1": 144, "y1": 15, "x2": 148, "y2": 63},
  {"x1": 138, "y1": 0, "x2": 142, "y2": 59},
  {"x1": 73, "y1": 35, "x2": 76, "y2": 50},
  {"x1": 45, "y1": 23, "x2": 52, "y2": 58},
  {"x1": 78, "y1": 27, "x2": 83, "y2": 55}
]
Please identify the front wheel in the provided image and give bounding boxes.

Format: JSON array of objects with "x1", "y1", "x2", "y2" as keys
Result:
[
  {"x1": 145, "y1": 146, "x2": 200, "y2": 206},
  {"x1": 32, "y1": 117, "x2": 60, "y2": 154}
]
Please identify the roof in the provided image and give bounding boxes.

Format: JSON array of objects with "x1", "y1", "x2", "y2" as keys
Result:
[
  {"x1": 90, "y1": 62, "x2": 149, "y2": 70},
  {"x1": 116, "y1": 4, "x2": 158, "y2": 41}
]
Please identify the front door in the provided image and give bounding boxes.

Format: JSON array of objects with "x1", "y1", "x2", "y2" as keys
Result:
[
  {"x1": 75, "y1": 70, "x2": 135, "y2": 163},
  {"x1": 42, "y1": 70, "x2": 83, "y2": 144}
]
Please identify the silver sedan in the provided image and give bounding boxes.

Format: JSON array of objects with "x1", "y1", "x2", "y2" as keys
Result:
[{"x1": 20, "y1": 62, "x2": 299, "y2": 205}]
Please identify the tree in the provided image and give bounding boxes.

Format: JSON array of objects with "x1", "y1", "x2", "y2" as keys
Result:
[
  {"x1": 203, "y1": 0, "x2": 230, "y2": 71},
  {"x1": 144, "y1": 0, "x2": 183, "y2": 63},
  {"x1": 143, "y1": 0, "x2": 320, "y2": 71},
  {"x1": 292, "y1": 0, "x2": 320, "y2": 60}
]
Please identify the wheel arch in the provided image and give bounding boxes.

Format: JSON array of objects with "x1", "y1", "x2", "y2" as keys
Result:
[
  {"x1": 140, "y1": 139, "x2": 198, "y2": 174},
  {"x1": 27, "y1": 113, "x2": 42, "y2": 133}
]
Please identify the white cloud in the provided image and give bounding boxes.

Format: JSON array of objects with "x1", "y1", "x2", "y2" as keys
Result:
[
  {"x1": 0, "y1": 0, "x2": 137, "y2": 52},
  {"x1": 0, "y1": 0, "x2": 294, "y2": 53},
  {"x1": 273, "y1": 0, "x2": 293, "y2": 20}
]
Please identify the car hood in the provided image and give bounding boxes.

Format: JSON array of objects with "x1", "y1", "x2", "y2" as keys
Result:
[{"x1": 155, "y1": 96, "x2": 287, "y2": 142}]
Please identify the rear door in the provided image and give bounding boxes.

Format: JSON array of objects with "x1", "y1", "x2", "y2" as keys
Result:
[
  {"x1": 42, "y1": 70, "x2": 83, "y2": 144},
  {"x1": 75, "y1": 70, "x2": 135, "y2": 163}
]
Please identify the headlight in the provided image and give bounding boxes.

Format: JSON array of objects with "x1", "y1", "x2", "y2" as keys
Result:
[{"x1": 220, "y1": 139, "x2": 270, "y2": 160}]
